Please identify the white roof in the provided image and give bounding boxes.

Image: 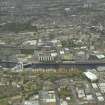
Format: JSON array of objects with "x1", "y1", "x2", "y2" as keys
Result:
[
  {"x1": 46, "y1": 99, "x2": 56, "y2": 103},
  {"x1": 51, "y1": 53, "x2": 57, "y2": 57},
  {"x1": 64, "y1": 48, "x2": 69, "y2": 51},
  {"x1": 48, "y1": 91, "x2": 55, "y2": 94},
  {"x1": 86, "y1": 69, "x2": 97, "y2": 72},
  {"x1": 84, "y1": 71, "x2": 98, "y2": 81},
  {"x1": 77, "y1": 51, "x2": 85, "y2": 55},
  {"x1": 66, "y1": 97, "x2": 71, "y2": 100},
  {"x1": 24, "y1": 101, "x2": 39, "y2": 105},
  {"x1": 98, "y1": 83, "x2": 105, "y2": 93},
  {"x1": 61, "y1": 101, "x2": 68, "y2": 105},
  {"x1": 51, "y1": 39, "x2": 58, "y2": 43},
  {"x1": 86, "y1": 95, "x2": 93, "y2": 101},
  {"x1": 60, "y1": 51, "x2": 65, "y2": 54},
  {"x1": 64, "y1": 8, "x2": 70, "y2": 11},
  {"x1": 96, "y1": 54, "x2": 105, "y2": 59},
  {"x1": 96, "y1": 92, "x2": 102, "y2": 96},
  {"x1": 97, "y1": 96, "x2": 104, "y2": 101},
  {"x1": 23, "y1": 40, "x2": 37, "y2": 45},
  {"x1": 80, "y1": 46, "x2": 87, "y2": 49},
  {"x1": 77, "y1": 90, "x2": 85, "y2": 98},
  {"x1": 92, "y1": 83, "x2": 98, "y2": 89},
  {"x1": 98, "y1": 83, "x2": 105, "y2": 87}
]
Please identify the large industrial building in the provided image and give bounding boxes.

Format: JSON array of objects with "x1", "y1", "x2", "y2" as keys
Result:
[{"x1": 84, "y1": 71, "x2": 98, "y2": 82}]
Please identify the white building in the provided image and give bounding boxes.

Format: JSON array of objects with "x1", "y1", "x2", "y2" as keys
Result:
[
  {"x1": 97, "y1": 96, "x2": 104, "y2": 102},
  {"x1": 86, "y1": 95, "x2": 93, "y2": 101},
  {"x1": 39, "y1": 90, "x2": 56, "y2": 105},
  {"x1": 84, "y1": 71, "x2": 98, "y2": 82},
  {"x1": 60, "y1": 100, "x2": 68, "y2": 105},
  {"x1": 95, "y1": 54, "x2": 105, "y2": 59},
  {"x1": 24, "y1": 100, "x2": 39, "y2": 105},
  {"x1": 23, "y1": 40, "x2": 37, "y2": 46},
  {"x1": 76, "y1": 88, "x2": 85, "y2": 99},
  {"x1": 92, "y1": 83, "x2": 98, "y2": 89},
  {"x1": 98, "y1": 83, "x2": 105, "y2": 93}
]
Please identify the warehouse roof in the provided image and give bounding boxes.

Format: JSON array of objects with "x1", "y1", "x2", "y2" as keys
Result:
[{"x1": 84, "y1": 71, "x2": 98, "y2": 81}]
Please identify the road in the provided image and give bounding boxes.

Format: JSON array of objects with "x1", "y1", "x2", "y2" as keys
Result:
[
  {"x1": 54, "y1": 83, "x2": 60, "y2": 105},
  {"x1": 68, "y1": 80, "x2": 79, "y2": 105}
]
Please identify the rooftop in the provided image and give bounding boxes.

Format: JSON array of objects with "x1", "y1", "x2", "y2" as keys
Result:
[{"x1": 84, "y1": 71, "x2": 98, "y2": 81}]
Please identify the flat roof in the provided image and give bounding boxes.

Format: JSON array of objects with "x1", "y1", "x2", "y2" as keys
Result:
[{"x1": 84, "y1": 71, "x2": 98, "y2": 81}]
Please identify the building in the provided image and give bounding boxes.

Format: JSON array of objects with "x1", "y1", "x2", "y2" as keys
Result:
[
  {"x1": 60, "y1": 100, "x2": 68, "y2": 105},
  {"x1": 97, "y1": 96, "x2": 104, "y2": 102},
  {"x1": 92, "y1": 83, "x2": 98, "y2": 89},
  {"x1": 24, "y1": 94, "x2": 39, "y2": 105},
  {"x1": 24, "y1": 100, "x2": 39, "y2": 105},
  {"x1": 39, "y1": 91, "x2": 56, "y2": 105},
  {"x1": 95, "y1": 92, "x2": 104, "y2": 102},
  {"x1": 95, "y1": 54, "x2": 105, "y2": 60},
  {"x1": 76, "y1": 88, "x2": 85, "y2": 99},
  {"x1": 97, "y1": 66, "x2": 105, "y2": 72},
  {"x1": 98, "y1": 83, "x2": 105, "y2": 93},
  {"x1": 86, "y1": 95, "x2": 93, "y2": 101},
  {"x1": 92, "y1": 51, "x2": 105, "y2": 60},
  {"x1": 84, "y1": 71, "x2": 98, "y2": 82},
  {"x1": 38, "y1": 53, "x2": 56, "y2": 62},
  {"x1": 75, "y1": 51, "x2": 89, "y2": 60}
]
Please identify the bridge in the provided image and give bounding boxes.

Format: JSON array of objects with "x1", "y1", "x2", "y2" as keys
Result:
[
  {"x1": 23, "y1": 61, "x2": 105, "y2": 68},
  {"x1": 1, "y1": 60, "x2": 105, "y2": 69}
]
